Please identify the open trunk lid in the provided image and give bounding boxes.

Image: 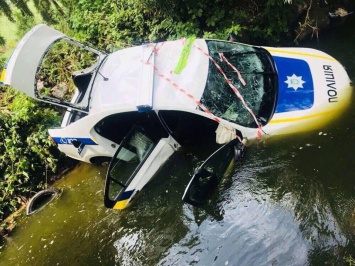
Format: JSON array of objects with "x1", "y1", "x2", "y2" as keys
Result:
[
  {"x1": 1, "y1": 24, "x2": 106, "y2": 113},
  {"x1": 0, "y1": 24, "x2": 65, "y2": 96}
]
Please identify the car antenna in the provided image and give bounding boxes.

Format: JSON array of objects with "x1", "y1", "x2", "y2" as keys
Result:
[
  {"x1": 98, "y1": 71, "x2": 109, "y2": 81},
  {"x1": 146, "y1": 43, "x2": 158, "y2": 63}
]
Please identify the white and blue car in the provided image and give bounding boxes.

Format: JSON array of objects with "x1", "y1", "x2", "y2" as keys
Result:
[{"x1": 0, "y1": 24, "x2": 352, "y2": 209}]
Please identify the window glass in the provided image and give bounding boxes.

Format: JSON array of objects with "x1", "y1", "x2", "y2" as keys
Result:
[
  {"x1": 183, "y1": 138, "x2": 240, "y2": 206},
  {"x1": 201, "y1": 41, "x2": 277, "y2": 127},
  {"x1": 106, "y1": 128, "x2": 155, "y2": 202}
]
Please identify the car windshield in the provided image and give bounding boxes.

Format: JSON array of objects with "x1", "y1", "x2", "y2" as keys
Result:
[{"x1": 201, "y1": 40, "x2": 278, "y2": 127}]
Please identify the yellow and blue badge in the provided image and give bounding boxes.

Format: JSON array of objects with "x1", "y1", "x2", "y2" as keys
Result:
[{"x1": 273, "y1": 56, "x2": 314, "y2": 113}]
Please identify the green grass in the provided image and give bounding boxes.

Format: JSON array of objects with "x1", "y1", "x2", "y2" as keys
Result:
[
  {"x1": 0, "y1": 16, "x2": 17, "y2": 43},
  {"x1": 0, "y1": 1, "x2": 43, "y2": 59},
  {"x1": 0, "y1": 15, "x2": 17, "y2": 59}
]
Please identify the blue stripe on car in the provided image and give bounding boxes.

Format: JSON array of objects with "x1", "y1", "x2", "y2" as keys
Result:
[
  {"x1": 52, "y1": 137, "x2": 98, "y2": 145},
  {"x1": 118, "y1": 190, "x2": 135, "y2": 201}
]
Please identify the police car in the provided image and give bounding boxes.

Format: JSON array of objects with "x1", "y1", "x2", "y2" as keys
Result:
[{"x1": 0, "y1": 24, "x2": 352, "y2": 209}]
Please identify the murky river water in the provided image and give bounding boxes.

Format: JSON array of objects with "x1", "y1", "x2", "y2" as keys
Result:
[{"x1": 1, "y1": 17, "x2": 355, "y2": 266}]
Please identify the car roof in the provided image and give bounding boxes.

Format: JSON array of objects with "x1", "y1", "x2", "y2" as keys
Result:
[{"x1": 89, "y1": 39, "x2": 209, "y2": 114}]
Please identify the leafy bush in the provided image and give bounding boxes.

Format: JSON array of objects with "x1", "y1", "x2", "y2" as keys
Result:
[
  {"x1": 0, "y1": 87, "x2": 61, "y2": 220},
  {"x1": 64, "y1": 0, "x2": 302, "y2": 49},
  {"x1": 14, "y1": 11, "x2": 36, "y2": 39}
]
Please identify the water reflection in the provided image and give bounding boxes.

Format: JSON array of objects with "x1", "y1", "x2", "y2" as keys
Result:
[{"x1": 159, "y1": 98, "x2": 355, "y2": 265}]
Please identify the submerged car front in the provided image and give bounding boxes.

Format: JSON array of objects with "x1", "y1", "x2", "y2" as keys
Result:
[{"x1": 264, "y1": 46, "x2": 352, "y2": 136}]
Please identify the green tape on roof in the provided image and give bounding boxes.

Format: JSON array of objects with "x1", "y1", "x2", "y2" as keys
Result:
[{"x1": 174, "y1": 36, "x2": 196, "y2": 74}]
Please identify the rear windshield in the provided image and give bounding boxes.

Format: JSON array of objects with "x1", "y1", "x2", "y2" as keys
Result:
[{"x1": 201, "y1": 41, "x2": 278, "y2": 128}]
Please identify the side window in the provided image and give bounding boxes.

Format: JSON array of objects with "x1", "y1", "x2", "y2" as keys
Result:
[
  {"x1": 159, "y1": 111, "x2": 218, "y2": 145},
  {"x1": 105, "y1": 126, "x2": 156, "y2": 208},
  {"x1": 94, "y1": 111, "x2": 168, "y2": 145},
  {"x1": 36, "y1": 39, "x2": 102, "y2": 111},
  {"x1": 182, "y1": 138, "x2": 242, "y2": 206}
]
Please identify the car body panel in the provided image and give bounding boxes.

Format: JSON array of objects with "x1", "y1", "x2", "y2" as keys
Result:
[
  {"x1": 263, "y1": 47, "x2": 352, "y2": 136},
  {"x1": 89, "y1": 39, "x2": 209, "y2": 113},
  {"x1": 0, "y1": 24, "x2": 65, "y2": 94},
  {"x1": 0, "y1": 24, "x2": 107, "y2": 112},
  {"x1": 104, "y1": 128, "x2": 178, "y2": 210}
]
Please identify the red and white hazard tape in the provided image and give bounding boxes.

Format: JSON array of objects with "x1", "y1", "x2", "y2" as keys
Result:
[
  {"x1": 218, "y1": 53, "x2": 246, "y2": 86},
  {"x1": 141, "y1": 57, "x2": 242, "y2": 142},
  {"x1": 141, "y1": 39, "x2": 268, "y2": 141},
  {"x1": 193, "y1": 45, "x2": 262, "y2": 138}
]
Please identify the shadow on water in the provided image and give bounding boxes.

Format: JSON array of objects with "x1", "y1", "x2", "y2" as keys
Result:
[{"x1": 1, "y1": 17, "x2": 355, "y2": 266}]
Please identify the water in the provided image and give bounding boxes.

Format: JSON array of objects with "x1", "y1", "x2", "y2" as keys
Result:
[{"x1": 1, "y1": 17, "x2": 355, "y2": 265}]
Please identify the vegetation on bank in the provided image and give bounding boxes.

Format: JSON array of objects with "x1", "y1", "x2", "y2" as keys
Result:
[
  {"x1": 0, "y1": 0, "x2": 354, "y2": 229},
  {"x1": 0, "y1": 87, "x2": 62, "y2": 221}
]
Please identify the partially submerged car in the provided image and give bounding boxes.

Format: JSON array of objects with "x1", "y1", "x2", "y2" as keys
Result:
[{"x1": 0, "y1": 24, "x2": 352, "y2": 209}]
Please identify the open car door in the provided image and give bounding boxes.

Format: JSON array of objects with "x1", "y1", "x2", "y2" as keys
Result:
[
  {"x1": 182, "y1": 138, "x2": 243, "y2": 206},
  {"x1": 104, "y1": 126, "x2": 176, "y2": 210}
]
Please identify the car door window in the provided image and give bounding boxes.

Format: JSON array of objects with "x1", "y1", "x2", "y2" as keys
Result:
[
  {"x1": 104, "y1": 126, "x2": 155, "y2": 208},
  {"x1": 182, "y1": 138, "x2": 242, "y2": 206}
]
